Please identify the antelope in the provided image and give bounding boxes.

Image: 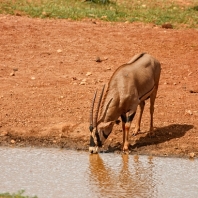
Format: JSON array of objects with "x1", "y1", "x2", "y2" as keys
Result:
[{"x1": 89, "y1": 53, "x2": 161, "y2": 154}]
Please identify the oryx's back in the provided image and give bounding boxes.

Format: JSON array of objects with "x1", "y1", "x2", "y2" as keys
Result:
[{"x1": 107, "y1": 53, "x2": 161, "y2": 107}]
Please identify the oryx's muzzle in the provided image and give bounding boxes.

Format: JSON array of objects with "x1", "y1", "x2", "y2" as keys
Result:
[
  {"x1": 89, "y1": 131, "x2": 102, "y2": 154},
  {"x1": 89, "y1": 146, "x2": 99, "y2": 154}
]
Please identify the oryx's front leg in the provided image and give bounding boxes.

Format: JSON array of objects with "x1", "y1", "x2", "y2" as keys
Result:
[
  {"x1": 121, "y1": 114, "x2": 127, "y2": 148},
  {"x1": 121, "y1": 112, "x2": 136, "y2": 152}
]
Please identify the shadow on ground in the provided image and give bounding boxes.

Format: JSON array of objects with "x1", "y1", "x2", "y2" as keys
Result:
[
  {"x1": 130, "y1": 124, "x2": 194, "y2": 149},
  {"x1": 107, "y1": 124, "x2": 194, "y2": 153}
]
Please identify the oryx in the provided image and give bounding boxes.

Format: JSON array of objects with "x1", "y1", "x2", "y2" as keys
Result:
[{"x1": 89, "y1": 53, "x2": 161, "y2": 153}]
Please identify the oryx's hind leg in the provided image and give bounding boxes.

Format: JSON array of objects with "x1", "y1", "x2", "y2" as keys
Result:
[
  {"x1": 149, "y1": 86, "x2": 158, "y2": 137},
  {"x1": 133, "y1": 101, "x2": 145, "y2": 136}
]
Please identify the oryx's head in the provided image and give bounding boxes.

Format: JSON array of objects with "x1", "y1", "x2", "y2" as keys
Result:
[{"x1": 89, "y1": 85, "x2": 114, "y2": 154}]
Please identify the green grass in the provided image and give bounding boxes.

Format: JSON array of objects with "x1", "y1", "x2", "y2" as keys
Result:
[
  {"x1": 0, "y1": 0, "x2": 197, "y2": 28},
  {"x1": 0, "y1": 190, "x2": 37, "y2": 198}
]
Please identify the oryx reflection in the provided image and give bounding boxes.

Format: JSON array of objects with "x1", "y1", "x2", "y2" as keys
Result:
[{"x1": 89, "y1": 154, "x2": 156, "y2": 197}]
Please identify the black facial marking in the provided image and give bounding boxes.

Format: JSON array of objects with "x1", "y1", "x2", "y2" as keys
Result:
[
  {"x1": 90, "y1": 135, "x2": 96, "y2": 147},
  {"x1": 89, "y1": 125, "x2": 94, "y2": 132},
  {"x1": 95, "y1": 131, "x2": 102, "y2": 147}
]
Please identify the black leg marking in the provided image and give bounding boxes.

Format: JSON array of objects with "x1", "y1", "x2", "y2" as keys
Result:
[
  {"x1": 90, "y1": 135, "x2": 96, "y2": 147},
  {"x1": 96, "y1": 132, "x2": 102, "y2": 147},
  {"x1": 127, "y1": 112, "x2": 136, "y2": 122},
  {"x1": 89, "y1": 125, "x2": 93, "y2": 132},
  {"x1": 121, "y1": 114, "x2": 127, "y2": 123}
]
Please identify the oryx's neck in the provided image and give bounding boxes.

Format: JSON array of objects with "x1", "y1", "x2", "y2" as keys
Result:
[{"x1": 99, "y1": 88, "x2": 120, "y2": 123}]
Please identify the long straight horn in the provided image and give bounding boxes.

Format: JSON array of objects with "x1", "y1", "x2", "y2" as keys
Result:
[
  {"x1": 89, "y1": 90, "x2": 97, "y2": 132},
  {"x1": 94, "y1": 85, "x2": 105, "y2": 128}
]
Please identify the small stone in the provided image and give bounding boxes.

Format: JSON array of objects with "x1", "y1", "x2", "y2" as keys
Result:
[
  {"x1": 162, "y1": 23, "x2": 173, "y2": 29},
  {"x1": 10, "y1": 139, "x2": 15, "y2": 144},
  {"x1": 13, "y1": 68, "x2": 18, "y2": 72},
  {"x1": 189, "y1": 89, "x2": 198, "y2": 93},
  {"x1": 185, "y1": 110, "x2": 193, "y2": 115},
  {"x1": 86, "y1": 72, "x2": 92, "y2": 76},
  {"x1": 0, "y1": 131, "x2": 8, "y2": 137},
  {"x1": 31, "y1": 76, "x2": 36, "y2": 80},
  {"x1": 10, "y1": 72, "x2": 15, "y2": 76},
  {"x1": 80, "y1": 81, "x2": 86, "y2": 85},
  {"x1": 82, "y1": 78, "x2": 87, "y2": 82},
  {"x1": 95, "y1": 57, "x2": 102, "y2": 62},
  {"x1": 57, "y1": 49, "x2": 62, "y2": 53},
  {"x1": 189, "y1": 152, "x2": 195, "y2": 158}
]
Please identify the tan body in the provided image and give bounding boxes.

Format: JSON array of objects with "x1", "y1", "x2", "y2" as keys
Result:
[{"x1": 89, "y1": 53, "x2": 161, "y2": 153}]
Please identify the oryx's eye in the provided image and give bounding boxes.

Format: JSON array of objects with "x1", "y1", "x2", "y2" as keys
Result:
[{"x1": 89, "y1": 125, "x2": 94, "y2": 132}]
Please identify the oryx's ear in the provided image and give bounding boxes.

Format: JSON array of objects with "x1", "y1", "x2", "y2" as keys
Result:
[{"x1": 115, "y1": 120, "x2": 121, "y2": 125}]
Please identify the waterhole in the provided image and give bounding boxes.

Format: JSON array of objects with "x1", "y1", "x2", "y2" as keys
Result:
[{"x1": 0, "y1": 147, "x2": 198, "y2": 198}]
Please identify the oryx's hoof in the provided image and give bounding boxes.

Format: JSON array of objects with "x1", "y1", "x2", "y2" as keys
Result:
[
  {"x1": 122, "y1": 142, "x2": 130, "y2": 154},
  {"x1": 122, "y1": 150, "x2": 131, "y2": 154},
  {"x1": 132, "y1": 128, "x2": 140, "y2": 136}
]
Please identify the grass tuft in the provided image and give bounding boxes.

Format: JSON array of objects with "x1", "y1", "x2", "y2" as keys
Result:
[
  {"x1": 0, "y1": 190, "x2": 38, "y2": 198},
  {"x1": 0, "y1": 0, "x2": 197, "y2": 28}
]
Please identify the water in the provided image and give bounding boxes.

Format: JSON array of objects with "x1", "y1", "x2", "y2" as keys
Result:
[{"x1": 0, "y1": 147, "x2": 198, "y2": 198}]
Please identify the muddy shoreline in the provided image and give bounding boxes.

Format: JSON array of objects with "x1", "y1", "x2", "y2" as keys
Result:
[{"x1": 0, "y1": 122, "x2": 196, "y2": 158}]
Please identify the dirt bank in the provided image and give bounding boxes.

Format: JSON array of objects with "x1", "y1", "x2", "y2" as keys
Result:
[{"x1": 0, "y1": 15, "x2": 198, "y2": 158}]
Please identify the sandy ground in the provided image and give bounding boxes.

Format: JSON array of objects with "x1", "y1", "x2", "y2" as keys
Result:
[{"x1": 0, "y1": 15, "x2": 198, "y2": 158}]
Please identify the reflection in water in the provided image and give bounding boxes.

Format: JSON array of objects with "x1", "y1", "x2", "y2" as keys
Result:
[
  {"x1": 89, "y1": 154, "x2": 156, "y2": 197},
  {"x1": 1, "y1": 147, "x2": 198, "y2": 198}
]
